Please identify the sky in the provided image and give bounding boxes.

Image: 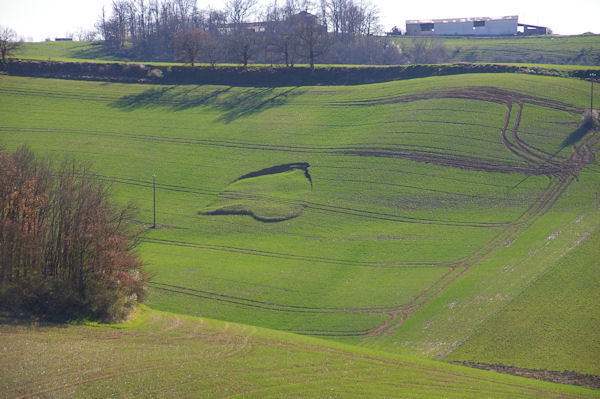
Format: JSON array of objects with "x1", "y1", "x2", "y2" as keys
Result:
[{"x1": 1, "y1": 0, "x2": 599, "y2": 42}]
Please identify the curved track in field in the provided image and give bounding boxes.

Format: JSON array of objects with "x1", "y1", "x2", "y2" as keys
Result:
[
  {"x1": 6, "y1": 85, "x2": 595, "y2": 338},
  {"x1": 361, "y1": 88, "x2": 599, "y2": 338},
  {"x1": 131, "y1": 87, "x2": 598, "y2": 338}
]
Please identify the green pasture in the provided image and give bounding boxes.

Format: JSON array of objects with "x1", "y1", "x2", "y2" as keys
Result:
[
  {"x1": 446, "y1": 229, "x2": 600, "y2": 375},
  {"x1": 393, "y1": 34, "x2": 600, "y2": 65},
  {"x1": 12, "y1": 41, "x2": 121, "y2": 62},
  {"x1": 201, "y1": 168, "x2": 312, "y2": 221},
  {"x1": 3, "y1": 307, "x2": 596, "y2": 398},
  {"x1": 13, "y1": 36, "x2": 600, "y2": 68},
  {"x1": 1, "y1": 71, "x2": 599, "y2": 379}
]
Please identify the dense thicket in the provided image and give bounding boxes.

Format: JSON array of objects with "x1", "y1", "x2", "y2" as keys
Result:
[
  {"x1": 96, "y1": 0, "x2": 403, "y2": 66},
  {"x1": 0, "y1": 147, "x2": 147, "y2": 321}
]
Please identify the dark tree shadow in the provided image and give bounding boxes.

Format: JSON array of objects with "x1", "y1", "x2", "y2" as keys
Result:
[
  {"x1": 109, "y1": 86, "x2": 303, "y2": 123},
  {"x1": 70, "y1": 42, "x2": 122, "y2": 61},
  {"x1": 214, "y1": 87, "x2": 301, "y2": 123},
  {"x1": 560, "y1": 115, "x2": 597, "y2": 149},
  {"x1": 109, "y1": 86, "x2": 231, "y2": 112}
]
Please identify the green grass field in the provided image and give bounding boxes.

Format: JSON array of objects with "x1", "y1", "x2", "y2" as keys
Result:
[
  {"x1": 13, "y1": 35, "x2": 600, "y2": 67},
  {"x1": 393, "y1": 34, "x2": 600, "y2": 65},
  {"x1": 12, "y1": 41, "x2": 121, "y2": 62},
  {"x1": 1, "y1": 70, "x2": 599, "y2": 394},
  {"x1": 446, "y1": 229, "x2": 600, "y2": 375},
  {"x1": 1, "y1": 307, "x2": 597, "y2": 398}
]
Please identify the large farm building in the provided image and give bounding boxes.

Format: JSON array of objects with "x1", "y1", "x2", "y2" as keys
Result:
[{"x1": 405, "y1": 16, "x2": 547, "y2": 36}]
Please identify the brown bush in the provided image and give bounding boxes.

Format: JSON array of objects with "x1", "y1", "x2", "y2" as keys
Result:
[{"x1": 0, "y1": 146, "x2": 148, "y2": 322}]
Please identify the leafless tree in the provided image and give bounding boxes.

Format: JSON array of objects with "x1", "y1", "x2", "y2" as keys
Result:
[
  {"x1": 263, "y1": 0, "x2": 301, "y2": 67},
  {"x1": 0, "y1": 26, "x2": 22, "y2": 63},
  {"x1": 402, "y1": 38, "x2": 448, "y2": 64},
  {"x1": 91, "y1": 0, "x2": 397, "y2": 65},
  {"x1": 228, "y1": 28, "x2": 259, "y2": 66},
  {"x1": 293, "y1": 12, "x2": 330, "y2": 70},
  {"x1": 226, "y1": 0, "x2": 258, "y2": 25},
  {"x1": 226, "y1": 0, "x2": 260, "y2": 66},
  {"x1": 200, "y1": 33, "x2": 221, "y2": 69},
  {"x1": 0, "y1": 147, "x2": 147, "y2": 321},
  {"x1": 172, "y1": 28, "x2": 206, "y2": 65},
  {"x1": 321, "y1": 0, "x2": 379, "y2": 38},
  {"x1": 76, "y1": 28, "x2": 99, "y2": 41}
]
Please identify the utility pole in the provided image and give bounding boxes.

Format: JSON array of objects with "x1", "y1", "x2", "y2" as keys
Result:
[
  {"x1": 591, "y1": 73, "x2": 597, "y2": 114},
  {"x1": 152, "y1": 174, "x2": 157, "y2": 229}
]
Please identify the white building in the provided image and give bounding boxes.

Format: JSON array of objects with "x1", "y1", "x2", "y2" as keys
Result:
[{"x1": 406, "y1": 16, "x2": 519, "y2": 36}]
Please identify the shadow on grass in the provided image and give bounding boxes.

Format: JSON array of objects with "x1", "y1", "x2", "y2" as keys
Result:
[
  {"x1": 109, "y1": 86, "x2": 303, "y2": 123},
  {"x1": 69, "y1": 42, "x2": 122, "y2": 61},
  {"x1": 560, "y1": 115, "x2": 597, "y2": 149}
]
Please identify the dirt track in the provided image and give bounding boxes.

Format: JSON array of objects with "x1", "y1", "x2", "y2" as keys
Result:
[
  {"x1": 17, "y1": 85, "x2": 594, "y2": 340},
  {"x1": 363, "y1": 87, "x2": 599, "y2": 338},
  {"x1": 133, "y1": 87, "x2": 599, "y2": 340},
  {"x1": 452, "y1": 361, "x2": 600, "y2": 390}
]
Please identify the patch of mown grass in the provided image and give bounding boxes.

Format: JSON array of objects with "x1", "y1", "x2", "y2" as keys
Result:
[{"x1": 0, "y1": 307, "x2": 597, "y2": 398}]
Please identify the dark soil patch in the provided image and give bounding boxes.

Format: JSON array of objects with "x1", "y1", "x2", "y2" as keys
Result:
[{"x1": 451, "y1": 361, "x2": 600, "y2": 390}]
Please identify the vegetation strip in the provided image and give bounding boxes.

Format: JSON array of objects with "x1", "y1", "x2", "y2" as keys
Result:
[{"x1": 3, "y1": 59, "x2": 600, "y2": 86}]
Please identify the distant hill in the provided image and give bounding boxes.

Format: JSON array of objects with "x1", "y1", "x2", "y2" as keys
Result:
[
  {"x1": 393, "y1": 34, "x2": 600, "y2": 65},
  {"x1": 13, "y1": 34, "x2": 600, "y2": 66}
]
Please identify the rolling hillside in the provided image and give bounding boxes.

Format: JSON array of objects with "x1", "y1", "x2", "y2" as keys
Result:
[
  {"x1": 3, "y1": 307, "x2": 596, "y2": 398},
  {"x1": 393, "y1": 35, "x2": 600, "y2": 65},
  {"x1": 1, "y1": 70, "x2": 599, "y2": 393},
  {"x1": 13, "y1": 34, "x2": 600, "y2": 66}
]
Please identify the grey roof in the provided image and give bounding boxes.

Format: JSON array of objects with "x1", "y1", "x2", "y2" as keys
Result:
[{"x1": 406, "y1": 16, "x2": 518, "y2": 24}]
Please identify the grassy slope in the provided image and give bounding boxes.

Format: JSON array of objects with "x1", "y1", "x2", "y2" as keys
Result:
[
  {"x1": 393, "y1": 35, "x2": 600, "y2": 65},
  {"x1": 14, "y1": 36, "x2": 600, "y2": 67},
  {"x1": 1, "y1": 73, "x2": 599, "y2": 377},
  {"x1": 1, "y1": 307, "x2": 597, "y2": 398},
  {"x1": 202, "y1": 169, "x2": 312, "y2": 221},
  {"x1": 12, "y1": 41, "x2": 121, "y2": 62},
  {"x1": 445, "y1": 229, "x2": 600, "y2": 375}
]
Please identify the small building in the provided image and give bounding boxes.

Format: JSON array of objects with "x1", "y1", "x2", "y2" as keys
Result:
[
  {"x1": 406, "y1": 16, "x2": 520, "y2": 36},
  {"x1": 518, "y1": 23, "x2": 547, "y2": 35},
  {"x1": 219, "y1": 11, "x2": 320, "y2": 34},
  {"x1": 55, "y1": 37, "x2": 73, "y2": 41}
]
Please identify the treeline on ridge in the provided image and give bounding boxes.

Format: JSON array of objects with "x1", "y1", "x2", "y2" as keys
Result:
[
  {"x1": 96, "y1": 0, "x2": 403, "y2": 67},
  {"x1": 0, "y1": 147, "x2": 148, "y2": 321}
]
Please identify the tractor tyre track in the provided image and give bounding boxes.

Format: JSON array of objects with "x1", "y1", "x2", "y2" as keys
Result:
[
  {"x1": 365, "y1": 110, "x2": 597, "y2": 338},
  {"x1": 137, "y1": 87, "x2": 595, "y2": 339},
  {"x1": 148, "y1": 282, "x2": 400, "y2": 314}
]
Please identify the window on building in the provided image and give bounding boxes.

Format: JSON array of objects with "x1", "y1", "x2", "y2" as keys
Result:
[
  {"x1": 420, "y1": 23, "x2": 434, "y2": 32},
  {"x1": 473, "y1": 20, "x2": 486, "y2": 27}
]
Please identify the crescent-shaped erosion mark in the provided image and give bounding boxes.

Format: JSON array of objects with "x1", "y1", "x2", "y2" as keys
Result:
[{"x1": 200, "y1": 163, "x2": 312, "y2": 222}]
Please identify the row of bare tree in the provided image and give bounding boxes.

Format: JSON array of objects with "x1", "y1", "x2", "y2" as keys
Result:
[
  {"x1": 96, "y1": 0, "x2": 403, "y2": 67},
  {"x1": 0, "y1": 26, "x2": 22, "y2": 63},
  {"x1": 0, "y1": 147, "x2": 147, "y2": 321}
]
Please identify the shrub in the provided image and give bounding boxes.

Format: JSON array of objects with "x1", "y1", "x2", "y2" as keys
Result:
[{"x1": 0, "y1": 146, "x2": 148, "y2": 322}]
